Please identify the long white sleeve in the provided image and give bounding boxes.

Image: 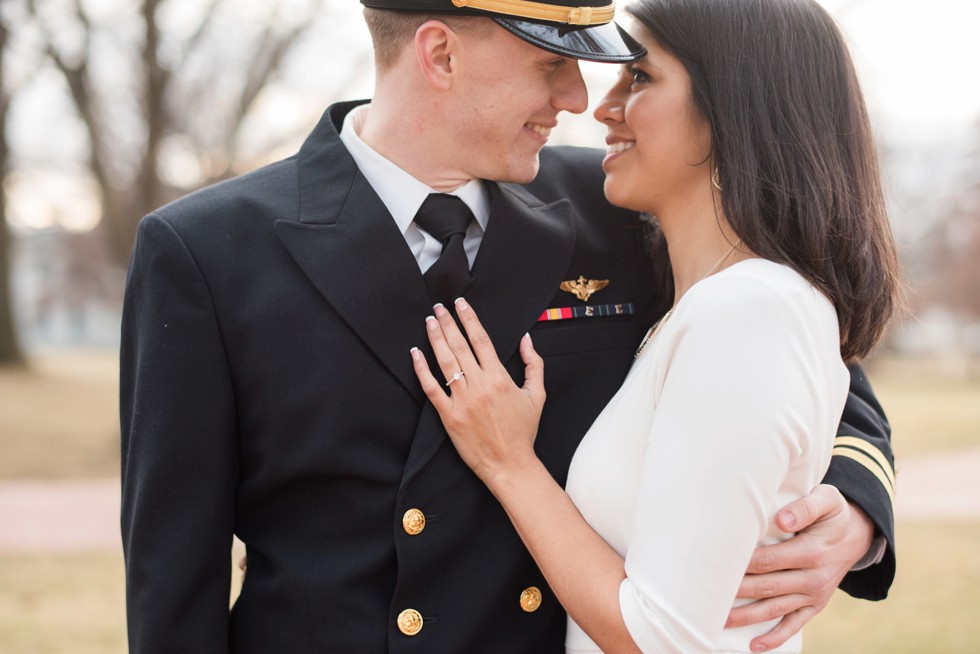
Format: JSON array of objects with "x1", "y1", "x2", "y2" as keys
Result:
[{"x1": 565, "y1": 260, "x2": 849, "y2": 654}]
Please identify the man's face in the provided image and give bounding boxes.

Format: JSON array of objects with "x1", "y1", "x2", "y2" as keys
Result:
[{"x1": 444, "y1": 24, "x2": 589, "y2": 184}]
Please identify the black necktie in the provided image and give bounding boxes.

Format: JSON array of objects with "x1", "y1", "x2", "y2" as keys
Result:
[{"x1": 414, "y1": 193, "x2": 475, "y2": 305}]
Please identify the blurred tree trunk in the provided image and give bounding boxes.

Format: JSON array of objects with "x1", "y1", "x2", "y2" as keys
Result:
[
  {"x1": 0, "y1": 18, "x2": 26, "y2": 366},
  {"x1": 25, "y1": 0, "x2": 365, "y2": 266}
]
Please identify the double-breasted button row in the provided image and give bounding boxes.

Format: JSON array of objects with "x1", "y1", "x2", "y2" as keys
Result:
[
  {"x1": 402, "y1": 508, "x2": 426, "y2": 535},
  {"x1": 395, "y1": 512, "x2": 540, "y2": 636},
  {"x1": 396, "y1": 588, "x2": 541, "y2": 637}
]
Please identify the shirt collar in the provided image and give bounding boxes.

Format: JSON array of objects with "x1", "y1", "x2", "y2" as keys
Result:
[{"x1": 339, "y1": 105, "x2": 490, "y2": 235}]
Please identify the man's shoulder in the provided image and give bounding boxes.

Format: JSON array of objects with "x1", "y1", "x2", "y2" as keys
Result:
[{"x1": 148, "y1": 155, "x2": 300, "y2": 235}]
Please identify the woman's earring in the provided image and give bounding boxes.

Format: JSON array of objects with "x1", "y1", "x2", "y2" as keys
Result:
[{"x1": 712, "y1": 168, "x2": 723, "y2": 191}]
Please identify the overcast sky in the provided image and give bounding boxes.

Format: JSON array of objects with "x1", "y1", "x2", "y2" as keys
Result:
[{"x1": 819, "y1": 0, "x2": 980, "y2": 134}]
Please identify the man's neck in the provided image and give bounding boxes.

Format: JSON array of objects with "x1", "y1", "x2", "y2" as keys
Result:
[{"x1": 358, "y1": 97, "x2": 475, "y2": 193}]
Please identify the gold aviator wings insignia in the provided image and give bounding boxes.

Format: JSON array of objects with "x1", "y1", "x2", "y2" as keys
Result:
[{"x1": 560, "y1": 276, "x2": 610, "y2": 303}]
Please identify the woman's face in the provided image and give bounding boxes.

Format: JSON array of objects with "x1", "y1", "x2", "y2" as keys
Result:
[{"x1": 593, "y1": 24, "x2": 713, "y2": 216}]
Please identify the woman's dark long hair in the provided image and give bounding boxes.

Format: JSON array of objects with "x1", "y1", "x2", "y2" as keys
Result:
[{"x1": 628, "y1": 0, "x2": 902, "y2": 361}]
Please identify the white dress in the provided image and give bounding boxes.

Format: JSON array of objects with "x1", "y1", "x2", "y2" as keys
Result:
[{"x1": 564, "y1": 259, "x2": 849, "y2": 654}]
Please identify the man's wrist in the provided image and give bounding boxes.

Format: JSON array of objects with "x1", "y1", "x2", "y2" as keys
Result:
[
  {"x1": 850, "y1": 535, "x2": 887, "y2": 571},
  {"x1": 845, "y1": 500, "x2": 883, "y2": 571}
]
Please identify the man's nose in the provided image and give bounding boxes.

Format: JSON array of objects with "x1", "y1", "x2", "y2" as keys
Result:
[{"x1": 553, "y1": 60, "x2": 589, "y2": 115}]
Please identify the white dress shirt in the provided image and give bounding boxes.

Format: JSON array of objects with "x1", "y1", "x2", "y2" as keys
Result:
[
  {"x1": 564, "y1": 260, "x2": 850, "y2": 654},
  {"x1": 339, "y1": 105, "x2": 490, "y2": 272}
]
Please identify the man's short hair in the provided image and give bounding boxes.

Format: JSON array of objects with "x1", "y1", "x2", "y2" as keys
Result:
[{"x1": 364, "y1": 8, "x2": 492, "y2": 70}]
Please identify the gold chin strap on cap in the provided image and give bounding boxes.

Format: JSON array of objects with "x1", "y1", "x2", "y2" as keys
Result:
[{"x1": 451, "y1": 0, "x2": 616, "y2": 26}]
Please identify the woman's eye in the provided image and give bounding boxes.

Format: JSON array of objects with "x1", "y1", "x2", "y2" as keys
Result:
[{"x1": 626, "y1": 65, "x2": 650, "y2": 85}]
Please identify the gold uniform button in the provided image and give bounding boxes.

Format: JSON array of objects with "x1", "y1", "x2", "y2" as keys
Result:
[
  {"x1": 402, "y1": 509, "x2": 426, "y2": 535},
  {"x1": 520, "y1": 586, "x2": 543, "y2": 613},
  {"x1": 397, "y1": 608, "x2": 423, "y2": 636}
]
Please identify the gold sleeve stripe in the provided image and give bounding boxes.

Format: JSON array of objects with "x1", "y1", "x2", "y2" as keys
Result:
[
  {"x1": 451, "y1": 0, "x2": 617, "y2": 25},
  {"x1": 832, "y1": 447, "x2": 895, "y2": 504},
  {"x1": 834, "y1": 436, "x2": 896, "y2": 489}
]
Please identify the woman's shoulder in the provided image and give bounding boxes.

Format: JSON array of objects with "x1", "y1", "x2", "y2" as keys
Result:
[
  {"x1": 658, "y1": 259, "x2": 846, "y2": 407},
  {"x1": 687, "y1": 259, "x2": 828, "y2": 310},
  {"x1": 673, "y1": 259, "x2": 838, "y2": 336}
]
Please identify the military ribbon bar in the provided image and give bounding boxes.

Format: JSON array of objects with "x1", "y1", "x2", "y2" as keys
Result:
[{"x1": 537, "y1": 303, "x2": 635, "y2": 322}]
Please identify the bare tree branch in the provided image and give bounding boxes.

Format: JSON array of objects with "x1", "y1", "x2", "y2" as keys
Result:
[
  {"x1": 219, "y1": 0, "x2": 329, "y2": 172},
  {"x1": 25, "y1": 0, "x2": 103, "y2": 172},
  {"x1": 23, "y1": 0, "x2": 350, "y2": 265},
  {"x1": 71, "y1": 0, "x2": 92, "y2": 36},
  {"x1": 174, "y1": 0, "x2": 225, "y2": 76},
  {"x1": 238, "y1": 0, "x2": 327, "y2": 122},
  {"x1": 24, "y1": 0, "x2": 134, "y2": 261}
]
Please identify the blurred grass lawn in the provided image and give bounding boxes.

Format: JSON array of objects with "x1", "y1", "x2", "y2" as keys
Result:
[
  {"x1": 1, "y1": 522, "x2": 977, "y2": 653},
  {"x1": 0, "y1": 548, "x2": 245, "y2": 654},
  {"x1": 0, "y1": 351, "x2": 119, "y2": 479},
  {"x1": 2, "y1": 350, "x2": 979, "y2": 652}
]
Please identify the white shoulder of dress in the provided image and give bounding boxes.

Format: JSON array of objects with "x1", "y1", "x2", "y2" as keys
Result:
[{"x1": 671, "y1": 258, "x2": 835, "y2": 329}]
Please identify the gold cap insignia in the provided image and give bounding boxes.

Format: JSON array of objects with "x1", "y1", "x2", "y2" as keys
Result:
[{"x1": 560, "y1": 276, "x2": 609, "y2": 303}]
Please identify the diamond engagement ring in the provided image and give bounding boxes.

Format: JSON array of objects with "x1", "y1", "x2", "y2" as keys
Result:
[{"x1": 445, "y1": 371, "x2": 465, "y2": 387}]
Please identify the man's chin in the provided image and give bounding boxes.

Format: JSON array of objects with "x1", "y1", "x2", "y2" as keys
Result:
[{"x1": 496, "y1": 158, "x2": 541, "y2": 185}]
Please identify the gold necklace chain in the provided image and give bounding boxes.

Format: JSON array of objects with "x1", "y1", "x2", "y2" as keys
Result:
[{"x1": 634, "y1": 239, "x2": 743, "y2": 359}]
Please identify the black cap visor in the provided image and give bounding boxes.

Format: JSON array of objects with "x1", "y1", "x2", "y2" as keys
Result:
[{"x1": 494, "y1": 18, "x2": 645, "y2": 63}]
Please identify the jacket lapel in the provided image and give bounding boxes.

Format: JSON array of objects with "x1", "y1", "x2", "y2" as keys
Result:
[
  {"x1": 274, "y1": 102, "x2": 432, "y2": 404},
  {"x1": 467, "y1": 183, "x2": 576, "y2": 364},
  {"x1": 399, "y1": 182, "x2": 576, "y2": 488},
  {"x1": 275, "y1": 101, "x2": 578, "y2": 482}
]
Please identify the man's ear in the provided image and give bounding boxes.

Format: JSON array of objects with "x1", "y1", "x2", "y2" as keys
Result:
[{"x1": 415, "y1": 20, "x2": 460, "y2": 91}]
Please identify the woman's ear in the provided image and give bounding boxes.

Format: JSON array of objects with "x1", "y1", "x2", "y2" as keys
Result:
[{"x1": 415, "y1": 20, "x2": 459, "y2": 91}]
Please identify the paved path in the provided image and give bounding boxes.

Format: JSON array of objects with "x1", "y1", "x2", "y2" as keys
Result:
[
  {"x1": 0, "y1": 479, "x2": 120, "y2": 553},
  {"x1": 891, "y1": 447, "x2": 980, "y2": 520},
  {"x1": 2, "y1": 449, "x2": 980, "y2": 553}
]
